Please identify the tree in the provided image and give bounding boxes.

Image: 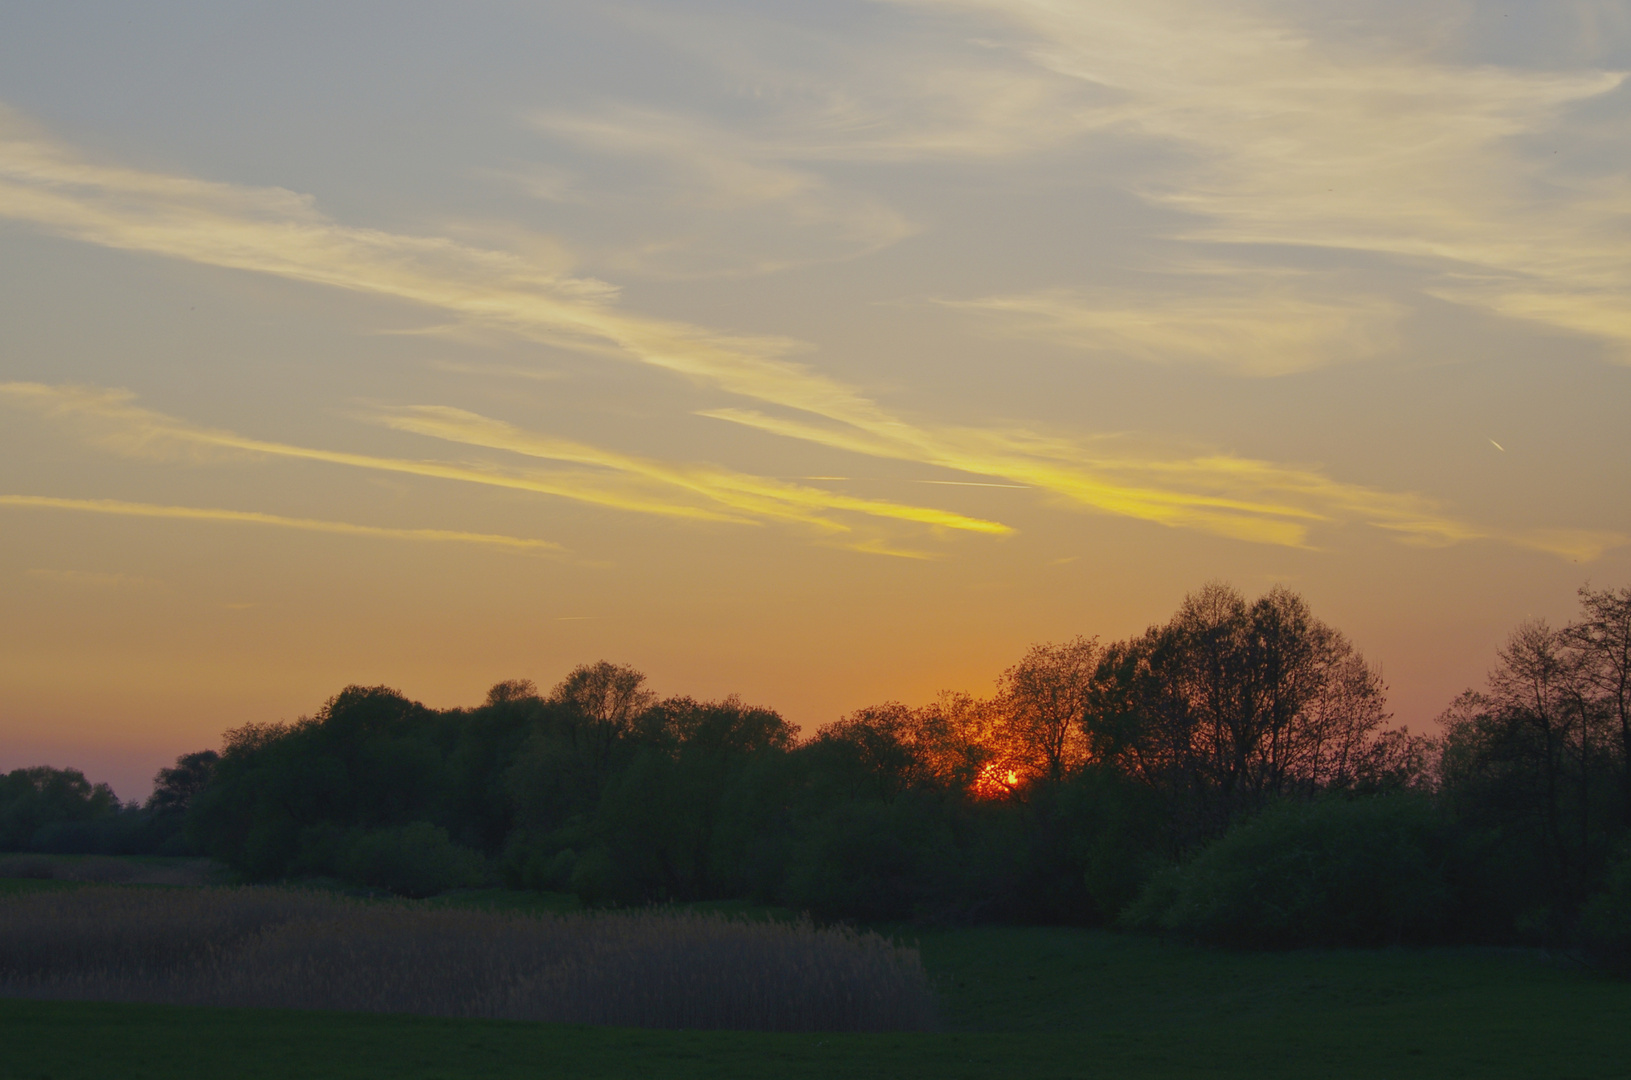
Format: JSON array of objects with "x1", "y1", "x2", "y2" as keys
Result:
[
  {"x1": 146, "y1": 750, "x2": 220, "y2": 821},
  {"x1": 549, "y1": 662, "x2": 657, "y2": 780},
  {"x1": 1565, "y1": 585, "x2": 1631, "y2": 825},
  {"x1": 0, "y1": 766, "x2": 120, "y2": 851},
  {"x1": 1085, "y1": 584, "x2": 1394, "y2": 839},
  {"x1": 998, "y1": 637, "x2": 1100, "y2": 786}
]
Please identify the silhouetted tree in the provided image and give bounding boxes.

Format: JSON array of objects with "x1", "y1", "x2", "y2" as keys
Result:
[
  {"x1": 0, "y1": 766, "x2": 120, "y2": 851},
  {"x1": 1086, "y1": 584, "x2": 1396, "y2": 840},
  {"x1": 998, "y1": 637, "x2": 1099, "y2": 785},
  {"x1": 1565, "y1": 585, "x2": 1631, "y2": 825}
]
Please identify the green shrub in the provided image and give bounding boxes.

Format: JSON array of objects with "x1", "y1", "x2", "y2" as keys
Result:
[
  {"x1": 339, "y1": 823, "x2": 486, "y2": 898},
  {"x1": 1121, "y1": 795, "x2": 1456, "y2": 948},
  {"x1": 781, "y1": 793, "x2": 958, "y2": 921}
]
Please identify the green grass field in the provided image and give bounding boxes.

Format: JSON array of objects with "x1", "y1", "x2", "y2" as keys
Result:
[{"x1": 3, "y1": 880, "x2": 1629, "y2": 1079}]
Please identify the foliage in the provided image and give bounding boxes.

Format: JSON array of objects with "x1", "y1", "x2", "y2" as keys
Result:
[
  {"x1": 19, "y1": 580, "x2": 1631, "y2": 943},
  {"x1": 0, "y1": 767, "x2": 121, "y2": 852},
  {"x1": 340, "y1": 823, "x2": 487, "y2": 898},
  {"x1": 1122, "y1": 794, "x2": 1458, "y2": 948}
]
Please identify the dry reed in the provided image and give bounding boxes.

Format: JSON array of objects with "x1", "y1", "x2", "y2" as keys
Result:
[
  {"x1": 0, "y1": 855, "x2": 218, "y2": 886},
  {"x1": 0, "y1": 887, "x2": 936, "y2": 1031}
]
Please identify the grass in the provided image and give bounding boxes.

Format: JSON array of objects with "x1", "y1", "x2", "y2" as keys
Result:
[{"x1": 2, "y1": 870, "x2": 1629, "y2": 1078}]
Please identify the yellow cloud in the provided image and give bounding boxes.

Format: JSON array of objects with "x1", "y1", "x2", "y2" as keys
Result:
[
  {"x1": 369, "y1": 405, "x2": 1012, "y2": 536},
  {"x1": 0, "y1": 382, "x2": 748, "y2": 525},
  {"x1": 0, "y1": 112, "x2": 1609, "y2": 559},
  {"x1": 939, "y1": 284, "x2": 1403, "y2": 377},
  {"x1": 0, "y1": 382, "x2": 1009, "y2": 542},
  {"x1": 699, "y1": 406, "x2": 1518, "y2": 552},
  {"x1": 0, "y1": 495, "x2": 564, "y2": 554}
]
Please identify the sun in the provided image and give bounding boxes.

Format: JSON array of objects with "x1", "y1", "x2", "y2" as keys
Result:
[{"x1": 969, "y1": 761, "x2": 1021, "y2": 800}]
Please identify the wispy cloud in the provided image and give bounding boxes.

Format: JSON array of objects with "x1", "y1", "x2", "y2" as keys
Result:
[
  {"x1": 0, "y1": 113, "x2": 1614, "y2": 558},
  {"x1": 877, "y1": 0, "x2": 1631, "y2": 355},
  {"x1": 526, "y1": 106, "x2": 916, "y2": 276},
  {"x1": 368, "y1": 404, "x2": 1011, "y2": 536},
  {"x1": 0, "y1": 495, "x2": 565, "y2": 554},
  {"x1": 0, "y1": 382, "x2": 750, "y2": 524},
  {"x1": 938, "y1": 280, "x2": 1403, "y2": 376},
  {"x1": 0, "y1": 382, "x2": 1009, "y2": 544},
  {"x1": 701, "y1": 405, "x2": 1626, "y2": 559}
]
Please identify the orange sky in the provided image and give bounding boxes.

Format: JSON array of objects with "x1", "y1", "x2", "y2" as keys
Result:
[{"x1": 2, "y1": 0, "x2": 1629, "y2": 799}]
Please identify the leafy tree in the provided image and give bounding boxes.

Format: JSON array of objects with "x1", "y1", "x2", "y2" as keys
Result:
[
  {"x1": 1087, "y1": 584, "x2": 1399, "y2": 841},
  {"x1": 998, "y1": 637, "x2": 1099, "y2": 785},
  {"x1": 0, "y1": 766, "x2": 120, "y2": 851}
]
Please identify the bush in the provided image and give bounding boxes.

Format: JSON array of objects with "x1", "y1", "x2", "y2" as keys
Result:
[
  {"x1": 1121, "y1": 795, "x2": 1457, "y2": 948},
  {"x1": 339, "y1": 823, "x2": 486, "y2": 898},
  {"x1": 782, "y1": 793, "x2": 959, "y2": 921},
  {"x1": 1580, "y1": 845, "x2": 1631, "y2": 975}
]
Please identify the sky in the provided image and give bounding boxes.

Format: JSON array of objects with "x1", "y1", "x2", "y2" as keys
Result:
[{"x1": 2, "y1": 0, "x2": 1629, "y2": 801}]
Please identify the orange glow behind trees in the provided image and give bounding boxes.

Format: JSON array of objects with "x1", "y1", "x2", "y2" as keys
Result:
[{"x1": 815, "y1": 585, "x2": 1423, "y2": 817}]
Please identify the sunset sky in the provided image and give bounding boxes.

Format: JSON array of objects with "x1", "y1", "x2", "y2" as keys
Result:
[{"x1": 3, "y1": 0, "x2": 1630, "y2": 800}]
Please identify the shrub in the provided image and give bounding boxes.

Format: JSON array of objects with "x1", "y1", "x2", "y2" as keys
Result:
[
  {"x1": 0, "y1": 887, "x2": 937, "y2": 1032},
  {"x1": 1121, "y1": 795, "x2": 1457, "y2": 948},
  {"x1": 339, "y1": 823, "x2": 486, "y2": 898},
  {"x1": 782, "y1": 793, "x2": 959, "y2": 921}
]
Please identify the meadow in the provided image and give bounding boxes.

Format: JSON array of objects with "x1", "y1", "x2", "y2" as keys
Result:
[{"x1": 2, "y1": 874, "x2": 1629, "y2": 1080}]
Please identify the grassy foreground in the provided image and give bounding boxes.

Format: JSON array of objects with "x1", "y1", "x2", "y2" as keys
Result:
[{"x1": 4, "y1": 917, "x2": 1629, "y2": 1080}]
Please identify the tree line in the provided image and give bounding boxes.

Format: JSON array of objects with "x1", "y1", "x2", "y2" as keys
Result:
[{"x1": 5, "y1": 582, "x2": 1629, "y2": 962}]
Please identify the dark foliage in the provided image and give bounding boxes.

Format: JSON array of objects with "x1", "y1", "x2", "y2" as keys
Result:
[
  {"x1": 15, "y1": 582, "x2": 1630, "y2": 960},
  {"x1": 1121, "y1": 794, "x2": 1459, "y2": 947}
]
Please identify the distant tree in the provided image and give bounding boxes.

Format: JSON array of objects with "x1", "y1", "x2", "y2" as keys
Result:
[
  {"x1": 0, "y1": 766, "x2": 120, "y2": 851},
  {"x1": 483, "y1": 679, "x2": 539, "y2": 706},
  {"x1": 1564, "y1": 586, "x2": 1631, "y2": 825},
  {"x1": 1439, "y1": 617, "x2": 1619, "y2": 920},
  {"x1": 549, "y1": 662, "x2": 656, "y2": 780},
  {"x1": 146, "y1": 750, "x2": 220, "y2": 820}
]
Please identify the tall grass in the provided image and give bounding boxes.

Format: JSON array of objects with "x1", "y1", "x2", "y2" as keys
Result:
[{"x1": 0, "y1": 887, "x2": 935, "y2": 1032}]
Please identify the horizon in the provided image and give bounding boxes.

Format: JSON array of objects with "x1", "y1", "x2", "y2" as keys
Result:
[{"x1": 4, "y1": 0, "x2": 1629, "y2": 803}]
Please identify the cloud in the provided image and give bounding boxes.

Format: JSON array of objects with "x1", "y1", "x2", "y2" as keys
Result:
[
  {"x1": 0, "y1": 495, "x2": 565, "y2": 555},
  {"x1": 700, "y1": 405, "x2": 1630, "y2": 557},
  {"x1": 368, "y1": 404, "x2": 1012, "y2": 536},
  {"x1": 0, "y1": 112, "x2": 1610, "y2": 558},
  {"x1": 526, "y1": 106, "x2": 917, "y2": 276},
  {"x1": 0, "y1": 382, "x2": 1009, "y2": 542},
  {"x1": 939, "y1": 281, "x2": 1403, "y2": 376},
  {"x1": 878, "y1": 0, "x2": 1631, "y2": 355},
  {"x1": 0, "y1": 382, "x2": 754, "y2": 526}
]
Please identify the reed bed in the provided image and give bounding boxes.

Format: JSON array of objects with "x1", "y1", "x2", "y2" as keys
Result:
[
  {"x1": 0, "y1": 855, "x2": 218, "y2": 886},
  {"x1": 0, "y1": 887, "x2": 936, "y2": 1032}
]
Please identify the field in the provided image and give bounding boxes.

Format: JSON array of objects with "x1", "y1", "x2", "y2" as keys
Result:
[{"x1": 2, "y1": 875, "x2": 1629, "y2": 1079}]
